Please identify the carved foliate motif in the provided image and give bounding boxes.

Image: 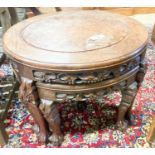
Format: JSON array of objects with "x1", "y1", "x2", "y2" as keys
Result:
[
  {"x1": 33, "y1": 56, "x2": 141, "y2": 85},
  {"x1": 19, "y1": 77, "x2": 48, "y2": 143},
  {"x1": 33, "y1": 70, "x2": 115, "y2": 85},
  {"x1": 54, "y1": 85, "x2": 121, "y2": 103},
  {"x1": 119, "y1": 56, "x2": 141, "y2": 74}
]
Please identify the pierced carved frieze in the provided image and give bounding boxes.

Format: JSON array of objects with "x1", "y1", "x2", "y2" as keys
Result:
[
  {"x1": 54, "y1": 85, "x2": 121, "y2": 103},
  {"x1": 119, "y1": 56, "x2": 141, "y2": 75},
  {"x1": 32, "y1": 56, "x2": 141, "y2": 85},
  {"x1": 33, "y1": 70, "x2": 115, "y2": 85},
  {"x1": 9, "y1": 55, "x2": 141, "y2": 86}
]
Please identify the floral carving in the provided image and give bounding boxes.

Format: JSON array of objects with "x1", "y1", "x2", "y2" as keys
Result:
[
  {"x1": 33, "y1": 56, "x2": 141, "y2": 85},
  {"x1": 54, "y1": 85, "x2": 120, "y2": 103},
  {"x1": 33, "y1": 70, "x2": 115, "y2": 85}
]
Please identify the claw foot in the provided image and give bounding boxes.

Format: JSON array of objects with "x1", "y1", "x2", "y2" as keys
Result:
[
  {"x1": 116, "y1": 121, "x2": 128, "y2": 131},
  {"x1": 32, "y1": 124, "x2": 47, "y2": 143},
  {"x1": 48, "y1": 134, "x2": 64, "y2": 146}
]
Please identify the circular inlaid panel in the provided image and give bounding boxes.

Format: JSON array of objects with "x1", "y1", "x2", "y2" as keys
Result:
[{"x1": 21, "y1": 11, "x2": 129, "y2": 52}]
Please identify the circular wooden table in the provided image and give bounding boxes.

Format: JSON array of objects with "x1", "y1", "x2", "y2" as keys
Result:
[{"x1": 3, "y1": 11, "x2": 148, "y2": 146}]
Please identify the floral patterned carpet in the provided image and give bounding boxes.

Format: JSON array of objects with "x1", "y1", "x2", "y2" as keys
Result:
[{"x1": 0, "y1": 26, "x2": 155, "y2": 148}]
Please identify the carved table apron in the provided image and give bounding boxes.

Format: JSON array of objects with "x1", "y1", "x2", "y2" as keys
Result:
[{"x1": 3, "y1": 11, "x2": 148, "y2": 146}]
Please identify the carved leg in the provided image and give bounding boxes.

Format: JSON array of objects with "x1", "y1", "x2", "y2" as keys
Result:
[
  {"x1": 19, "y1": 77, "x2": 48, "y2": 143},
  {"x1": 39, "y1": 99, "x2": 63, "y2": 146},
  {"x1": 116, "y1": 82, "x2": 138, "y2": 131},
  {"x1": 136, "y1": 64, "x2": 146, "y2": 88},
  {"x1": 136, "y1": 52, "x2": 147, "y2": 88}
]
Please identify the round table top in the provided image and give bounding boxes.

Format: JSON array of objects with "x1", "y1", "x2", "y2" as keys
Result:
[{"x1": 3, "y1": 10, "x2": 148, "y2": 71}]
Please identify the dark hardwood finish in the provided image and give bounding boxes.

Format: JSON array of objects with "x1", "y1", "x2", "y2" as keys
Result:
[{"x1": 3, "y1": 11, "x2": 148, "y2": 146}]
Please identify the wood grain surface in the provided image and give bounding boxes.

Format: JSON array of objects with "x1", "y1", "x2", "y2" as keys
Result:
[{"x1": 3, "y1": 10, "x2": 148, "y2": 72}]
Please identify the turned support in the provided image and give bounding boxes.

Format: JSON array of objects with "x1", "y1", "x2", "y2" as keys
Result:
[{"x1": 19, "y1": 77, "x2": 48, "y2": 143}]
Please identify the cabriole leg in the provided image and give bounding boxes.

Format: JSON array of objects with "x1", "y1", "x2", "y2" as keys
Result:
[{"x1": 116, "y1": 82, "x2": 138, "y2": 131}]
